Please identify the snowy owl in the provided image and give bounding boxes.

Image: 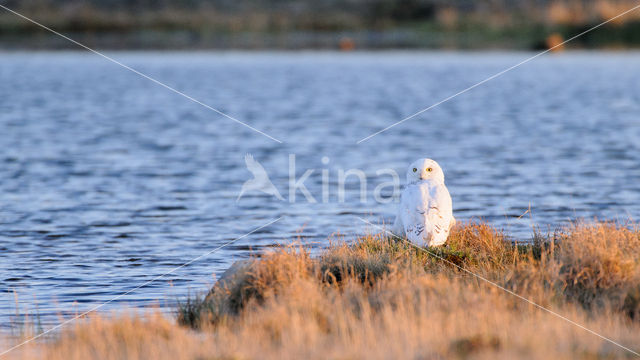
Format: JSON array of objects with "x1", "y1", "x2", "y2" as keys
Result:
[{"x1": 392, "y1": 159, "x2": 455, "y2": 247}]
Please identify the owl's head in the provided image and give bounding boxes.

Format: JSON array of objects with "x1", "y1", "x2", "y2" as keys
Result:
[{"x1": 406, "y1": 158, "x2": 445, "y2": 184}]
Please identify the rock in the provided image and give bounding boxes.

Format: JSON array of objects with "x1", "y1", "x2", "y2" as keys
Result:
[{"x1": 205, "y1": 259, "x2": 255, "y2": 303}]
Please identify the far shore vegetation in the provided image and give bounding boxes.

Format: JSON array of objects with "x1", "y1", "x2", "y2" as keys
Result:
[
  {"x1": 4, "y1": 220, "x2": 640, "y2": 359},
  {"x1": 2, "y1": 0, "x2": 640, "y2": 49}
]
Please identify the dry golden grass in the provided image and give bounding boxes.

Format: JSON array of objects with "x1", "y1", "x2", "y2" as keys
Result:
[{"x1": 5, "y1": 221, "x2": 640, "y2": 359}]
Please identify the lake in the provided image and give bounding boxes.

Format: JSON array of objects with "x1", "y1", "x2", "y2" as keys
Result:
[{"x1": 1, "y1": 51, "x2": 639, "y2": 329}]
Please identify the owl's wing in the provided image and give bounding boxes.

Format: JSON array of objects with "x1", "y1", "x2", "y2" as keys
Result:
[
  {"x1": 426, "y1": 183, "x2": 453, "y2": 246},
  {"x1": 391, "y1": 212, "x2": 404, "y2": 237},
  {"x1": 400, "y1": 185, "x2": 429, "y2": 243}
]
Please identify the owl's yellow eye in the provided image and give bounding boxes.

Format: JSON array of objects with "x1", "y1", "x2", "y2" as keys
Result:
[
  {"x1": 412, "y1": 168, "x2": 417, "y2": 172},
  {"x1": 426, "y1": 167, "x2": 433, "y2": 172}
]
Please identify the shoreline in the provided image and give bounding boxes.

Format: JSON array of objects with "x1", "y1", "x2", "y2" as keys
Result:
[
  {"x1": 5, "y1": 220, "x2": 640, "y2": 359},
  {"x1": 3, "y1": 48, "x2": 640, "y2": 54},
  {"x1": 2, "y1": 24, "x2": 640, "y2": 51}
]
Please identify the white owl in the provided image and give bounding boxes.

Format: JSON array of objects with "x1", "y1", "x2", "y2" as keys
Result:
[{"x1": 392, "y1": 159, "x2": 455, "y2": 247}]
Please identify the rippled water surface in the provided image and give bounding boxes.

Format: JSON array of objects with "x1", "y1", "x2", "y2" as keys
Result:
[{"x1": 1, "y1": 51, "x2": 639, "y2": 328}]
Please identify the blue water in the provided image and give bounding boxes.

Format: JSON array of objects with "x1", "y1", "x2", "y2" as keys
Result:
[{"x1": 1, "y1": 51, "x2": 639, "y2": 329}]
